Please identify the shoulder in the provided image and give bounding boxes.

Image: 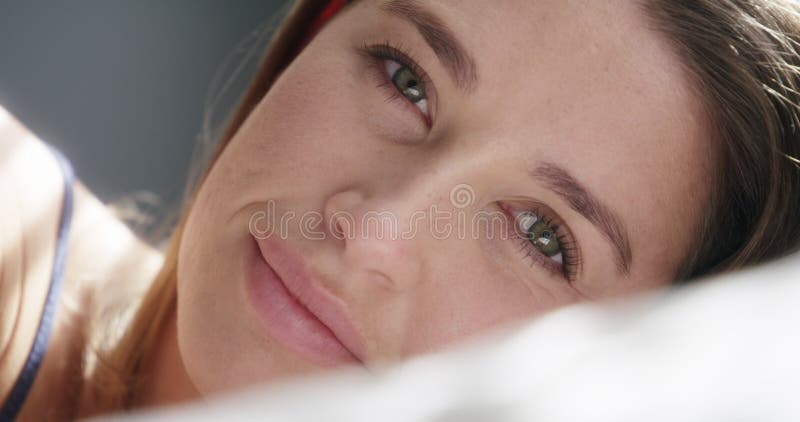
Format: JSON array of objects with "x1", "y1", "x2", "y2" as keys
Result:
[
  {"x1": 0, "y1": 105, "x2": 165, "y2": 417},
  {"x1": 0, "y1": 105, "x2": 68, "y2": 404}
]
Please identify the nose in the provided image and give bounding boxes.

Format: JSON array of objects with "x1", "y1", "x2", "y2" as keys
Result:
[{"x1": 322, "y1": 189, "x2": 424, "y2": 291}]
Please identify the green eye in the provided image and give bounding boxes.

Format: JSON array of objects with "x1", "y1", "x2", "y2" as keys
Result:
[
  {"x1": 518, "y1": 212, "x2": 561, "y2": 257},
  {"x1": 366, "y1": 45, "x2": 432, "y2": 120},
  {"x1": 390, "y1": 65, "x2": 426, "y2": 104}
]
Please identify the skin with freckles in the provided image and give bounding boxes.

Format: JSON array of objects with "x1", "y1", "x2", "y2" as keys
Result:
[{"x1": 175, "y1": 0, "x2": 712, "y2": 397}]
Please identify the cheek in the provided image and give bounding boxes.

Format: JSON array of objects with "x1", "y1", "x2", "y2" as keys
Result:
[
  {"x1": 175, "y1": 199, "x2": 326, "y2": 396},
  {"x1": 206, "y1": 59, "x2": 360, "y2": 204},
  {"x1": 396, "y1": 241, "x2": 577, "y2": 357},
  {"x1": 168, "y1": 35, "x2": 401, "y2": 395},
  {"x1": 202, "y1": 26, "x2": 437, "y2": 214}
]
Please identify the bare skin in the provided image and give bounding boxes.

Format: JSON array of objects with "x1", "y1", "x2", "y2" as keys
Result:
[{"x1": 1, "y1": 0, "x2": 714, "y2": 416}]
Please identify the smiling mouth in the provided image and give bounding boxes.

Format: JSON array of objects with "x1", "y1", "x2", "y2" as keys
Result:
[{"x1": 244, "y1": 235, "x2": 365, "y2": 366}]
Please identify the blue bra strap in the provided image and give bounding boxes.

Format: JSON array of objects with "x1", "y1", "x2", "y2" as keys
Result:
[{"x1": 0, "y1": 143, "x2": 75, "y2": 421}]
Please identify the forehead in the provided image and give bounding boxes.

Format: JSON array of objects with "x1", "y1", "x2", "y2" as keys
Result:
[{"x1": 433, "y1": 0, "x2": 697, "y2": 130}]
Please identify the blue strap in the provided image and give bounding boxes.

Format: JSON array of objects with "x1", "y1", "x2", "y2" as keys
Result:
[{"x1": 0, "y1": 143, "x2": 75, "y2": 421}]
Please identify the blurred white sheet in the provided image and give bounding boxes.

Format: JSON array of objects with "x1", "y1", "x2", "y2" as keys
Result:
[{"x1": 94, "y1": 252, "x2": 800, "y2": 422}]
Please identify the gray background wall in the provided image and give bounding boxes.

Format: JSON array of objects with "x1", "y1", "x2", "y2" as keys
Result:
[{"x1": 0, "y1": 1, "x2": 287, "y2": 207}]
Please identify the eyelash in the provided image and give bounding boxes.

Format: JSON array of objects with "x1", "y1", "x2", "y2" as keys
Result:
[
  {"x1": 358, "y1": 41, "x2": 434, "y2": 126},
  {"x1": 499, "y1": 202, "x2": 581, "y2": 283}
]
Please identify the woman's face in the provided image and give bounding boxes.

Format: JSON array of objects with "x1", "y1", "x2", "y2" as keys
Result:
[{"x1": 178, "y1": 0, "x2": 711, "y2": 394}]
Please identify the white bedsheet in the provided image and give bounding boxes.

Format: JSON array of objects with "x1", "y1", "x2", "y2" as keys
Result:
[{"x1": 96, "y1": 252, "x2": 800, "y2": 422}]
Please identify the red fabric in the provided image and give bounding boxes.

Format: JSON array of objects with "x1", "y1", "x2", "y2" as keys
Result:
[{"x1": 294, "y1": 0, "x2": 347, "y2": 55}]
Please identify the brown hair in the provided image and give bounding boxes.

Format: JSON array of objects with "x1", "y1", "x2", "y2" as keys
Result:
[
  {"x1": 78, "y1": 0, "x2": 800, "y2": 417},
  {"x1": 640, "y1": 0, "x2": 800, "y2": 280}
]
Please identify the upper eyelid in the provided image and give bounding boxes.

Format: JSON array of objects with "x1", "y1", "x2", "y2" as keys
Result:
[
  {"x1": 361, "y1": 42, "x2": 435, "y2": 94},
  {"x1": 380, "y1": 0, "x2": 479, "y2": 92},
  {"x1": 530, "y1": 162, "x2": 631, "y2": 275}
]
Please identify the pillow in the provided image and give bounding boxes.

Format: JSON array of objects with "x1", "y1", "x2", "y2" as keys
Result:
[{"x1": 97, "y1": 252, "x2": 800, "y2": 422}]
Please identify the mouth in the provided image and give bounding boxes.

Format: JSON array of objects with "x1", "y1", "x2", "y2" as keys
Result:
[{"x1": 244, "y1": 235, "x2": 365, "y2": 367}]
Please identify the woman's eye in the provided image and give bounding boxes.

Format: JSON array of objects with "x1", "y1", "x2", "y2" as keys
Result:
[
  {"x1": 359, "y1": 42, "x2": 434, "y2": 125},
  {"x1": 384, "y1": 59, "x2": 429, "y2": 116},
  {"x1": 499, "y1": 201, "x2": 580, "y2": 282},
  {"x1": 515, "y1": 211, "x2": 563, "y2": 264}
]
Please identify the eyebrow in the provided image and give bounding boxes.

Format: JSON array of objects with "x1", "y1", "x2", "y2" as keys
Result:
[
  {"x1": 381, "y1": 0, "x2": 479, "y2": 92},
  {"x1": 531, "y1": 162, "x2": 633, "y2": 275}
]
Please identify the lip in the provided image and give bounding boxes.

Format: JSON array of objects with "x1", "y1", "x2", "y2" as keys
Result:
[{"x1": 244, "y1": 235, "x2": 365, "y2": 366}]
